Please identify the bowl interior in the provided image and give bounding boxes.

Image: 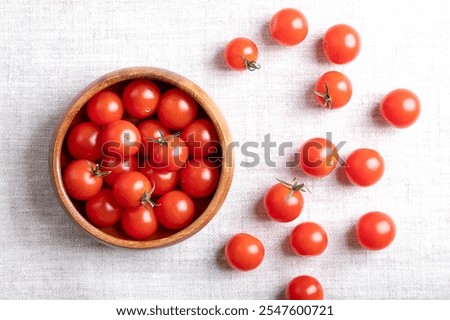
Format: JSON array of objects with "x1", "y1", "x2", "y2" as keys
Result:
[{"x1": 51, "y1": 67, "x2": 233, "y2": 249}]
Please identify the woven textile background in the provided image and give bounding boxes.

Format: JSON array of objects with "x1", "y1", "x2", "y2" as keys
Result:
[{"x1": 1, "y1": 0, "x2": 449, "y2": 299}]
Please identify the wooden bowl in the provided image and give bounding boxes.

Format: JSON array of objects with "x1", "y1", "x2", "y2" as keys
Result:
[{"x1": 50, "y1": 67, "x2": 234, "y2": 249}]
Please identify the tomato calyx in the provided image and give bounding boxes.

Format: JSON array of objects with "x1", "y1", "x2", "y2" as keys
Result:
[
  {"x1": 86, "y1": 161, "x2": 111, "y2": 178},
  {"x1": 241, "y1": 56, "x2": 260, "y2": 71},
  {"x1": 140, "y1": 183, "x2": 159, "y2": 209},
  {"x1": 276, "y1": 178, "x2": 310, "y2": 203},
  {"x1": 314, "y1": 82, "x2": 333, "y2": 109},
  {"x1": 148, "y1": 130, "x2": 179, "y2": 147}
]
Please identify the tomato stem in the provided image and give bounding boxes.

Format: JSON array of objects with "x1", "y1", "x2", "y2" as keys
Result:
[
  {"x1": 276, "y1": 178, "x2": 310, "y2": 204},
  {"x1": 240, "y1": 56, "x2": 260, "y2": 71},
  {"x1": 147, "y1": 131, "x2": 179, "y2": 147},
  {"x1": 86, "y1": 161, "x2": 111, "y2": 178},
  {"x1": 314, "y1": 82, "x2": 333, "y2": 109},
  {"x1": 141, "y1": 183, "x2": 159, "y2": 209}
]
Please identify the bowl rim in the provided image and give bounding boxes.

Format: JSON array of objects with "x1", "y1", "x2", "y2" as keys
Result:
[{"x1": 50, "y1": 66, "x2": 234, "y2": 249}]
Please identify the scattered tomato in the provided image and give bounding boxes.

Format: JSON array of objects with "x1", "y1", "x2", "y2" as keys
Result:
[
  {"x1": 300, "y1": 137, "x2": 338, "y2": 178},
  {"x1": 225, "y1": 233, "x2": 265, "y2": 271},
  {"x1": 380, "y1": 88, "x2": 420, "y2": 128},
  {"x1": 315, "y1": 71, "x2": 352, "y2": 109},
  {"x1": 270, "y1": 8, "x2": 308, "y2": 46},
  {"x1": 344, "y1": 148, "x2": 384, "y2": 187},
  {"x1": 286, "y1": 275, "x2": 324, "y2": 300},
  {"x1": 224, "y1": 37, "x2": 260, "y2": 71},
  {"x1": 323, "y1": 24, "x2": 361, "y2": 64},
  {"x1": 357, "y1": 212, "x2": 396, "y2": 250},
  {"x1": 290, "y1": 222, "x2": 328, "y2": 256}
]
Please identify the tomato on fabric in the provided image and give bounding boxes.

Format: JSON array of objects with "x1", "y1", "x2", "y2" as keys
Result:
[
  {"x1": 380, "y1": 88, "x2": 421, "y2": 128},
  {"x1": 299, "y1": 137, "x2": 338, "y2": 178},
  {"x1": 85, "y1": 189, "x2": 123, "y2": 228},
  {"x1": 179, "y1": 159, "x2": 220, "y2": 198},
  {"x1": 224, "y1": 37, "x2": 260, "y2": 71},
  {"x1": 314, "y1": 71, "x2": 352, "y2": 109},
  {"x1": 225, "y1": 233, "x2": 265, "y2": 271},
  {"x1": 270, "y1": 8, "x2": 308, "y2": 46},
  {"x1": 157, "y1": 89, "x2": 198, "y2": 130},
  {"x1": 290, "y1": 222, "x2": 328, "y2": 256},
  {"x1": 323, "y1": 24, "x2": 361, "y2": 64},
  {"x1": 122, "y1": 79, "x2": 160, "y2": 119},
  {"x1": 101, "y1": 120, "x2": 141, "y2": 158},
  {"x1": 344, "y1": 148, "x2": 384, "y2": 187},
  {"x1": 86, "y1": 90, "x2": 124, "y2": 126},
  {"x1": 154, "y1": 190, "x2": 196, "y2": 230},
  {"x1": 286, "y1": 275, "x2": 324, "y2": 300},
  {"x1": 180, "y1": 119, "x2": 219, "y2": 159},
  {"x1": 357, "y1": 211, "x2": 396, "y2": 250},
  {"x1": 67, "y1": 122, "x2": 103, "y2": 162},
  {"x1": 63, "y1": 160, "x2": 106, "y2": 200},
  {"x1": 121, "y1": 205, "x2": 158, "y2": 240}
]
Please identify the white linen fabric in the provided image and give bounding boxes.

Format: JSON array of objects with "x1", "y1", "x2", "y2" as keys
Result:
[{"x1": 0, "y1": 0, "x2": 449, "y2": 299}]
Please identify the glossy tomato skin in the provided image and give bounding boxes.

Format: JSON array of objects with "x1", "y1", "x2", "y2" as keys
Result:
[
  {"x1": 121, "y1": 205, "x2": 158, "y2": 240},
  {"x1": 315, "y1": 71, "x2": 352, "y2": 109},
  {"x1": 179, "y1": 159, "x2": 220, "y2": 198},
  {"x1": 264, "y1": 183, "x2": 304, "y2": 222},
  {"x1": 122, "y1": 79, "x2": 160, "y2": 119},
  {"x1": 286, "y1": 275, "x2": 324, "y2": 300},
  {"x1": 180, "y1": 119, "x2": 219, "y2": 159},
  {"x1": 146, "y1": 136, "x2": 188, "y2": 172},
  {"x1": 357, "y1": 212, "x2": 395, "y2": 250},
  {"x1": 113, "y1": 171, "x2": 151, "y2": 208},
  {"x1": 102, "y1": 120, "x2": 141, "y2": 158},
  {"x1": 380, "y1": 89, "x2": 421, "y2": 128},
  {"x1": 157, "y1": 89, "x2": 197, "y2": 130},
  {"x1": 290, "y1": 222, "x2": 328, "y2": 256},
  {"x1": 86, "y1": 90, "x2": 124, "y2": 126},
  {"x1": 67, "y1": 122, "x2": 103, "y2": 162},
  {"x1": 137, "y1": 119, "x2": 171, "y2": 156},
  {"x1": 100, "y1": 155, "x2": 138, "y2": 186},
  {"x1": 300, "y1": 137, "x2": 338, "y2": 178},
  {"x1": 139, "y1": 163, "x2": 179, "y2": 196},
  {"x1": 225, "y1": 233, "x2": 265, "y2": 271},
  {"x1": 63, "y1": 160, "x2": 103, "y2": 200},
  {"x1": 224, "y1": 37, "x2": 259, "y2": 71},
  {"x1": 345, "y1": 148, "x2": 384, "y2": 187},
  {"x1": 270, "y1": 8, "x2": 308, "y2": 46},
  {"x1": 85, "y1": 189, "x2": 123, "y2": 228},
  {"x1": 154, "y1": 190, "x2": 195, "y2": 230},
  {"x1": 323, "y1": 24, "x2": 361, "y2": 64}
]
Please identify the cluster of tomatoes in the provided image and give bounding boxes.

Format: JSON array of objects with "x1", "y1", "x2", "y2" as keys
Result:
[
  {"x1": 223, "y1": 8, "x2": 421, "y2": 300},
  {"x1": 62, "y1": 79, "x2": 221, "y2": 240}
]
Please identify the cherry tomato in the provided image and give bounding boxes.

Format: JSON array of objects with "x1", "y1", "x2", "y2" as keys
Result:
[
  {"x1": 286, "y1": 275, "x2": 324, "y2": 300},
  {"x1": 102, "y1": 120, "x2": 141, "y2": 158},
  {"x1": 67, "y1": 122, "x2": 102, "y2": 162},
  {"x1": 85, "y1": 189, "x2": 123, "y2": 228},
  {"x1": 139, "y1": 163, "x2": 179, "y2": 196},
  {"x1": 154, "y1": 190, "x2": 195, "y2": 230},
  {"x1": 314, "y1": 71, "x2": 352, "y2": 109},
  {"x1": 137, "y1": 119, "x2": 171, "y2": 156},
  {"x1": 263, "y1": 179, "x2": 306, "y2": 222},
  {"x1": 179, "y1": 159, "x2": 220, "y2": 198},
  {"x1": 122, "y1": 79, "x2": 160, "y2": 119},
  {"x1": 146, "y1": 133, "x2": 188, "y2": 172},
  {"x1": 300, "y1": 137, "x2": 338, "y2": 178},
  {"x1": 224, "y1": 37, "x2": 260, "y2": 71},
  {"x1": 113, "y1": 171, "x2": 151, "y2": 208},
  {"x1": 180, "y1": 119, "x2": 219, "y2": 159},
  {"x1": 270, "y1": 8, "x2": 308, "y2": 46},
  {"x1": 225, "y1": 233, "x2": 265, "y2": 271},
  {"x1": 323, "y1": 24, "x2": 361, "y2": 64},
  {"x1": 345, "y1": 148, "x2": 384, "y2": 187},
  {"x1": 290, "y1": 222, "x2": 328, "y2": 256},
  {"x1": 380, "y1": 88, "x2": 421, "y2": 128},
  {"x1": 63, "y1": 160, "x2": 104, "y2": 200},
  {"x1": 357, "y1": 211, "x2": 396, "y2": 250},
  {"x1": 157, "y1": 89, "x2": 198, "y2": 130},
  {"x1": 100, "y1": 155, "x2": 138, "y2": 186},
  {"x1": 86, "y1": 90, "x2": 123, "y2": 126},
  {"x1": 121, "y1": 205, "x2": 158, "y2": 240}
]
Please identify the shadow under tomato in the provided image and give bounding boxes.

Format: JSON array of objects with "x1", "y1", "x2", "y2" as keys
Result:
[
  {"x1": 254, "y1": 196, "x2": 271, "y2": 221},
  {"x1": 346, "y1": 225, "x2": 361, "y2": 250},
  {"x1": 215, "y1": 244, "x2": 233, "y2": 271}
]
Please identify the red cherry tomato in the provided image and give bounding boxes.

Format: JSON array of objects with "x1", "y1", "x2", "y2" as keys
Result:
[
  {"x1": 154, "y1": 190, "x2": 195, "y2": 230},
  {"x1": 102, "y1": 120, "x2": 141, "y2": 158},
  {"x1": 67, "y1": 122, "x2": 102, "y2": 162},
  {"x1": 63, "y1": 160, "x2": 104, "y2": 200},
  {"x1": 300, "y1": 137, "x2": 338, "y2": 178},
  {"x1": 86, "y1": 90, "x2": 124, "y2": 126},
  {"x1": 113, "y1": 171, "x2": 151, "y2": 208},
  {"x1": 290, "y1": 222, "x2": 328, "y2": 256},
  {"x1": 357, "y1": 211, "x2": 396, "y2": 250},
  {"x1": 323, "y1": 24, "x2": 361, "y2": 64},
  {"x1": 270, "y1": 8, "x2": 308, "y2": 46},
  {"x1": 224, "y1": 37, "x2": 260, "y2": 71},
  {"x1": 146, "y1": 134, "x2": 188, "y2": 172},
  {"x1": 380, "y1": 88, "x2": 421, "y2": 128},
  {"x1": 345, "y1": 148, "x2": 384, "y2": 187},
  {"x1": 180, "y1": 119, "x2": 219, "y2": 159},
  {"x1": 99, "y1": 155, "x2": 138, "y2": 186},
  {"x1": 225, "y1": 233, "x2": 265, "y2": 271},
  {"x1": 121, "y1": 205, "x2": 158, "y2": 240},
  {"x1": 179, "y1": 159, "x2": 220, "y2": 198},
  {"x1": 315, "y1": 71, "x2": 352, "y2": 109},
  {"x1": 85, "y1": 189, "x2": 123, "y2": 228},
  {"x1": 139, "y1": 163, "x2": 179, "y2": 196},
  {"x1": 263, "y1": 179, "x2": 306, "y2": 222},
  {"x1": 157, "y1": 89, "x2": 198, "y2": 130},
  {"x1": 137, "y1": 119, "x2": 171, "y2": 155},
  {"x1": 122, "y1": 79, "x2": 160, "y2": 119},
  {"x1": 286, "y1": 275, "x2": 324, "y2": 300}
]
